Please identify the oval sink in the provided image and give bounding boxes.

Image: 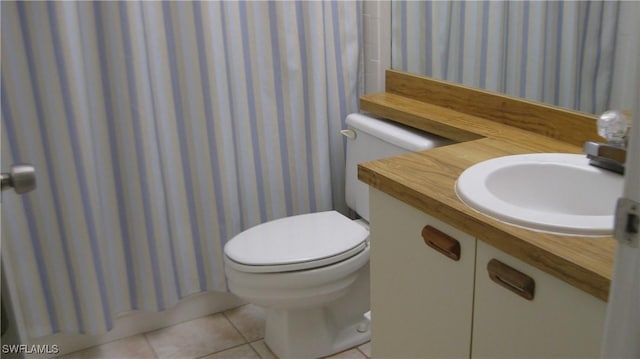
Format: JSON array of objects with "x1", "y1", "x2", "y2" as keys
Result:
[{"x1": 455, "y1": 153, "x2": 624, "y2": 236}]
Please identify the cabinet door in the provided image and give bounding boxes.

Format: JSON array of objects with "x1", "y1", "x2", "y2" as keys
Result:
[
  {"x1": 473, "y1": 241, "x2": 606, "y2": 358},
  {"x1": 369, "y1": 188, "x2": 476, "y2": 358}
]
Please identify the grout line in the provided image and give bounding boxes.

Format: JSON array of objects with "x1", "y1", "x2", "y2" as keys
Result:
[
  {"x1": 356, "y1": 347, "x2": 369, "y2": 358},
  {"x1": 192, "y1": 343, "x2": 251, "y2": 359},
  {"x1": 142, "y1": 334, "x2": 160, "y2": 359},
  {"x1": 247, "y1": 342, "x2": 263, "y2": 359},
  {"x1": 249, "y1": 339, "x2": 277, "y2": 359},
  {"x1": 221, "y1": 306, "x2": 252, "y2": 343}
]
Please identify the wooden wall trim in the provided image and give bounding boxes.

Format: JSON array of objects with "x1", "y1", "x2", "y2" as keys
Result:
[{"x1": 384, "y1": 70, "x2": 599, "y2": 147}]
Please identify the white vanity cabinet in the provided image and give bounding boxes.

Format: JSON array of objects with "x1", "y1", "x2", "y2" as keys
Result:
[
  {"x1": 369, "y1": 188, "x2": 607, "y2": 358},
  {"x1": 472, "y1": 240, "x2": 606, "y2": 358},
  {"x1": 369, "y1": 188, "x2": 476, "y2": 358}
]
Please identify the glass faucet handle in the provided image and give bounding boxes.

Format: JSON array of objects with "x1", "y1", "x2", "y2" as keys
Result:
[{"x1": 597, "y1": 110, "x2": 629, "y2": 146}]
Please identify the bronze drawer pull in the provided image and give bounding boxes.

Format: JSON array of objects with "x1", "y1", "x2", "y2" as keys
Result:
[
  {"x1": 422, "y1": 225, "x2": 461, "y2": 261},
  {"x1": 487, "y1": 259, "x2": 535, "y2": 300}
]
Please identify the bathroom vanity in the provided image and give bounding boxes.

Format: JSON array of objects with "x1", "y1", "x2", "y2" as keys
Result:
[{"x1": 359, "y1": 71, "x2": 615, "y2": 358}]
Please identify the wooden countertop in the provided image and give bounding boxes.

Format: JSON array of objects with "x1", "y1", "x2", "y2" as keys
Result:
[{"x1": 358, "y1": 70, "x2": 616, "y2": 301}]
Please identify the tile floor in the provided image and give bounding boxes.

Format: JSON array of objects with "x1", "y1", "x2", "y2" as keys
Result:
[{"x1": 56, "y1": 304, "x2": 372, "y2": 359}]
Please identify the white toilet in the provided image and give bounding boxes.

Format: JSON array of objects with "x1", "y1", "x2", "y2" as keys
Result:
[{"x1": 223, "y1": 113, "x2": 451, "y2": 358}]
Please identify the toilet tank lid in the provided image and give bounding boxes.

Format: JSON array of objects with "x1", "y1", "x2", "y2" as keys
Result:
[
  {"x1": 346, "y1": 113, "x2": 452, "y2": 152},
  {"x1": 224, "y1": 211, "x2": 369, "y2": 267}
]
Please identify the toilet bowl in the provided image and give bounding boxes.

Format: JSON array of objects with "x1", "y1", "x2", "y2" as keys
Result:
[
  {"x1": 224, "y1": 211, "x2": 370, "y2": 358},
  {"x1": 223, "y1": 113, "x2": 452, "y2": 358}
]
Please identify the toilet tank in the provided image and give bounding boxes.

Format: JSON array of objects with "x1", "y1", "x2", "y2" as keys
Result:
[{"x1": 344, "y1": 113, "x2": 453, "y2": 221}]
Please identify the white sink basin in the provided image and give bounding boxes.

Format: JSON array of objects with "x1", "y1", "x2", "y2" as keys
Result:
[{"x1": 456, "y1": 153, "x2": 624, "y2": 236}]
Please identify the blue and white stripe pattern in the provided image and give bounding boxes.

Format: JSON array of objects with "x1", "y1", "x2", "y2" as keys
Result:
[
  {"x1": 1, "y1": 1, "x2": 361, "y2": 337},
  {"x1": 393, "y1": 0, "x2": 619, "y2": 114}
]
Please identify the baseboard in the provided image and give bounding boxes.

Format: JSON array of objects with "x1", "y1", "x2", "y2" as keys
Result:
[{"x1": 26, "y1": 291, "x2": 244, "y2": 358}]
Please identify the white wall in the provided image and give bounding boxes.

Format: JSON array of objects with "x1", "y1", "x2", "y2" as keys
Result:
[{"x1": 363, "y1": 1, "x2": 391, "y2": 94}]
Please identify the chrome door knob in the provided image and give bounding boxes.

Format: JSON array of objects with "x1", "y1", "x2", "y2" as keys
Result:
[{"x1": 1, "y1": 164, "x2": 36, "y2": 194}]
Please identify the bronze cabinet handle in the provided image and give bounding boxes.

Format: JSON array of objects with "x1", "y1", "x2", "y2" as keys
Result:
[
  {"x1": 422, "y1": 225, "x2": 461, "y2": 261},
  {"x1": 487, "y1": 259, "x2": 535, "y2": 300}
]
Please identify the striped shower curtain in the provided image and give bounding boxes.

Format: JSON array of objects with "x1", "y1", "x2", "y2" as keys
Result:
[
  {"x1": 393, "y1": 1, "x2": 619, "y2": 115},
  {"x1": 1, "y1": 1, "x2": 361, "y2": 338}
]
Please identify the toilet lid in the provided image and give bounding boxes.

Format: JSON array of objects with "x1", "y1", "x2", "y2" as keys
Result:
[{"x1": 224, "y1": 211, "x2": 369, "y2": 273}]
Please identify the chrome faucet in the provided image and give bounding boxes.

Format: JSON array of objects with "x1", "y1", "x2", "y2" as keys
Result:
[{"x1": 583, "y1": 110, "x2": 629, "y2": 174}]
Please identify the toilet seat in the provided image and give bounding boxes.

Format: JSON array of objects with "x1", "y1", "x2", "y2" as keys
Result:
[{"x1": 224, "y1": 211, "x2": 369, "y2": 273}]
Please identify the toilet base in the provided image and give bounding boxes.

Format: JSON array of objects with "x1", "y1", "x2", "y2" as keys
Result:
[
  {"x1": 264, "y1": 306, "x2": 370, "y2": 359},
  {"x1": 224, "y1": 245, "x2": 371, "y2": 358},
  {"x1": 263, "y1": 262, "x2": 370, "y2": 358}
]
